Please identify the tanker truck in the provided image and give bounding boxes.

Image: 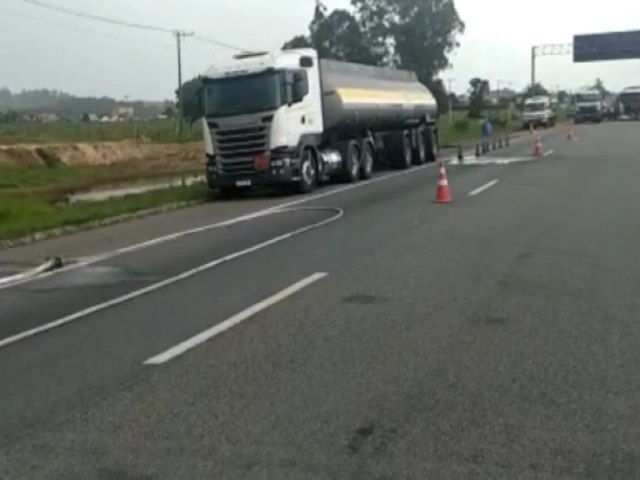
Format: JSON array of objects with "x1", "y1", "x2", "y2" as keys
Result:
[{"x1": 201, "y1": 48, "x2": 438, "y2": 195}]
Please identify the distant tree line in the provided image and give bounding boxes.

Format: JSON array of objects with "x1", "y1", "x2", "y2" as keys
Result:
[{"x1": 0, "y1": 88, "x2": 169, "y2": 121}]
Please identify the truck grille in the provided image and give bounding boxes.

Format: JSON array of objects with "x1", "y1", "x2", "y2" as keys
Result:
[
  {"x1": 579, "y1": 106, "x2": 597, "y2": 114},
  {"x1": 210, "y1": 122, "x2": 271, "y2": 175}
]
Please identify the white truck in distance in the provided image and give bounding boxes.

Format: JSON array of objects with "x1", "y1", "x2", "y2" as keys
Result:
[
  {"x1": 200, "y1": 49, "x2": 438, "y2": 195},
  {"x1": 573, "y1": 89, "x2": 605, "y2": 123},
  {"x1": 521, "y1": 95, "x2": 557, "y2": 130}
]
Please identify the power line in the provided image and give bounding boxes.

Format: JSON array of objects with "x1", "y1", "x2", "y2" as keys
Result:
[
  {"x1": 0, "y1": 6, "x2": 172, "y2": 49},
  {"x1": 193, "y1": 33, "x2": 246, "y2": 52},
  {"x1": 12, "y1": 0, "x2": 174, "y2": 33}
]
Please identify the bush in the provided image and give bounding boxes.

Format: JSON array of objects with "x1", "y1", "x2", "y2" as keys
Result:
[{"x1": 453, "y1": 119, "x2": 470, "y2": 132}]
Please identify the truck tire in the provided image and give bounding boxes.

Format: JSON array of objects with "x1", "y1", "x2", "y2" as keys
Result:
[
  {"x1": 423, "y1": 128, "x2": 437, "y2": 163},
  {"x1": 296, "y1": 147, "x2": 317, "y2": 193},
  {"x1": 412, "y1": 129, "x2": 427, "y2": 165},
  {"x1": 339, "y1": 140, "x2": 361, "y2": 183},
  {"x1": 387, "y1": 132, "x2": 412, "y2": 169},
  {"x1": 360, "y1": 139, "x2": 374, "y2": 180}
]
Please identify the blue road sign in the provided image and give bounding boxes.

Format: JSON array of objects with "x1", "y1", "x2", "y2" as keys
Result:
[{"x1": 574, "y1": 30, "x2": 640, "y2": 62}]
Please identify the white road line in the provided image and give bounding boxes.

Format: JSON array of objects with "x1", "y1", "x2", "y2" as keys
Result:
[
  {"x1": 0, "y1": 162, "x2": 443, "y2": 292},
  {"x1": 543, "y1": 149, "x2": 555, "y2": 157},
  {"x1": 0, "y1": 208, "x2": 342, "y2": 350},
  {"x1": 144, "y1": 272, "x2": 328, "y2": 365},
  {"x1": 468, "y1": 179, "x2": 500, "y2": 197}
]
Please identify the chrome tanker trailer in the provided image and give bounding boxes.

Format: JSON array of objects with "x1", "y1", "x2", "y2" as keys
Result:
[{"x1": 201, "y1": 49, "x2": 438, "y2": 194}]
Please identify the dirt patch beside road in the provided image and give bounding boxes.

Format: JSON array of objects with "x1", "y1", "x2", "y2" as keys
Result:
[{"x1": 0, "y1": 140, "x2": 202, "y2": 169}]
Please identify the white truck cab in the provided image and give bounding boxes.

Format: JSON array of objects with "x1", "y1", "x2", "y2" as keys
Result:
[
  {"x1": 522, "y1": 96, "x2": 557, "y2": 130},
  {"x1": 573, "y1": 89, "x2": 604, "y2": 123}
]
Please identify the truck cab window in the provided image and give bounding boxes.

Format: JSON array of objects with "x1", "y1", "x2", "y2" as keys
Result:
[{"x1": 286, "y1": 71, "x2": 308, "y2": 104}]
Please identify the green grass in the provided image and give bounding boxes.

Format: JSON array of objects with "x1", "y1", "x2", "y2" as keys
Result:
[
  {"x1": 0, "y1": 119, "x2": 202, "y2": 145},
  {"x1": 437, "y1": 110, "x2": 519, "y2": 146},
  {"x1": 0, "y1": 163, "x2": 202, "y2": 198},
  {"x1": 0, "y1": 184, "x2": 206, "y2": 241}
]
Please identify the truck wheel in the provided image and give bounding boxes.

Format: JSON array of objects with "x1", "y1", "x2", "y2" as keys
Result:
[
  {"x1": 360, "y1": 140, "x2": 374, "y2": 180},
  {"x1": 412, "y1": 130, "x2": 427, "y2": 165},
  {"x1": 424, "y1": 129, "x2": 437, "y2": 163},
  {"x1": 296, "y1": 148, "x2": 317, "y2": 193},
  {"x1": 340, "y1": 140, "x2": 361, "y2": 183}
]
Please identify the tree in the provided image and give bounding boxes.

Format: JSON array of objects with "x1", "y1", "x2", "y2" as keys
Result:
[
  {"x1": 308, "y1": 2, "x2": 383, "y2": 64},
  {"x1": 282, "y1": 35, "x2": 312, "y2": 50},
  {"x1": 352, "y1": 0, "x2": 465, "y2": 83},
  {"x1": 594, "y1": 78, "x2": 608, "y2": 96},
  {"x1": 282, "y1": 0, "x2": 464, "y2": 80},
  {"x1": 524, "y1": 83, "x2": 549, "y2": 97},
  {"x1": 429, "y1": 78, "x2": 449, "y2": 116},
  {"x1": 557, "y1": 90, "x2": 570, "y2": 104},
  {"x1": 468, "y1": 77, "x2": 490, "y2": 119}
]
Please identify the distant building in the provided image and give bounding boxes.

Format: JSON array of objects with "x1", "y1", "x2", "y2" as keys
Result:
[
  {"x1": 112, "y1": 104, "x2": 135, "y2": 120},
  {"x1": 21, "y1": 112, "x2": 59, "y2": 123}
]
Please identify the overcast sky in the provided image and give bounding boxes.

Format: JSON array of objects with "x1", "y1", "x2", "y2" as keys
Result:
[{"x1": 1, "y1": 0, "x2": 640, "y2": 100}]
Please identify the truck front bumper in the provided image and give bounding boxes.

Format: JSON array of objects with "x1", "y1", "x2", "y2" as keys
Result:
[
  {"x1": 206, "y1": 153, "x2": 302, "y2": 189},
  {"x1": 575, "y1": 113, "x2": 602, "y2": 122}
]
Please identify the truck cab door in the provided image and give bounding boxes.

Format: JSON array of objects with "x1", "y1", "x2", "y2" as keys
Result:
[{"x1": 285, "y1": 70, "x2": 320, "y2": 148}]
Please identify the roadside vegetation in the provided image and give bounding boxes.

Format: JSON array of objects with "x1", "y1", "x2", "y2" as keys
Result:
[
  {"x1": 0, "y1": 119, "x2": 201, "y2": 145},
  {"x1": 0, "y1": 184, "x2": 206, "y2": 241}
]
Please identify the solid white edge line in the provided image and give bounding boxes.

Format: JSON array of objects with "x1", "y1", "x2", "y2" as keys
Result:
[
  {"x1": 468, "y1": 179, "x2": 500, "y2": 197},
  {"x1": 0, "y1": 208, "x2": 342, "y2": 350},
  {"x1": 144, "y1": 272, "x2": 328, "y2": 365}
]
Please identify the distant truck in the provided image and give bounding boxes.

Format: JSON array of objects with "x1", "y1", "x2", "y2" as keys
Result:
[
  {"x1": 521, "y1": 95, "x2": 557, "y2": 130},
  {"x1": 618, "y1": 86, "x2": 640, "y2": 120},
  {"x1": 200, "y1": 49, "x2": 438, "y2": 195},
  {"x1": 573, "y1": 89, "x2": 605, "y2": 123}
]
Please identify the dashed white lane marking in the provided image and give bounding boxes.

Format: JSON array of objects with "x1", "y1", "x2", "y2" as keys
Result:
[
  {"x1": 544, "y1": 149, "x2": 555, "y2": 157},
  {"x1": 0, "y1": 208, "x2": 342, "y2": 350},
  {"x1": 469, "y1": 179, "x2": 500, "y2": 197},
  {"x1": 144, "y1": 272, "x2": 328, "y2": 365}
]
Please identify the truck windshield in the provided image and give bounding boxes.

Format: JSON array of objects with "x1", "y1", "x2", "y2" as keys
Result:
[
  {"x1": 204, "y1": 71, "x2": 282, "y2": 118},
  {"x1": 524, "y1": 102, "x2": 545, "y2": 112},
  {"x1": 575, "y1": 94, "x2": 600, "y2": 102}
]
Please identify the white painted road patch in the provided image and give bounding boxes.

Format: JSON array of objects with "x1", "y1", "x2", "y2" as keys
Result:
[
  {"x1": 144, "y1": 272, "x2": 328, "y2": 365},
  {"x1": 469, "y1": 179, "x2": 500, "y2": 197}
]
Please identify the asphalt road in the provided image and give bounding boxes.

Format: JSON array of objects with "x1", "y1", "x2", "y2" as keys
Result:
[{"x1": 2, "y1": 123, "x2": 640, "y2": 478}]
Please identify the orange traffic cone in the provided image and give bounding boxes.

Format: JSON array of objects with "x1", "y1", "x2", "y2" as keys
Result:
[
  {"x1": 435, "y1": 162, "x2": 452, "y2": 203},
  {"x1": 533, "y1": 136, "x2": 543, "y2": 157}
]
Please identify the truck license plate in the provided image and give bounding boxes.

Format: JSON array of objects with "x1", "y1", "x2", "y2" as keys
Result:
[{"x1": 236, "y1": 180, "x2": 252, "y2": 187}]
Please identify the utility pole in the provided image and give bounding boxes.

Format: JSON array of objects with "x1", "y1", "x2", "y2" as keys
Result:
[
  {"x1": 531, "y1": 46, "x2": 537, "y2": 89},
  {"x1": 446, "y1": 78, "x2": 455, "y2": 124},
  {"x1": 174, "y1": 30, "x2": 194, "y2": 137}
]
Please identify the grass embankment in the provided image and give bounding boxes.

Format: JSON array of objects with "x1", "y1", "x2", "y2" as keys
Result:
[
  {"x1": 0, "y1": 161, "x2": 207, "y2": 242},
  {"x1": 0, "y1": 119, "x2": 201, "y2": 145}
]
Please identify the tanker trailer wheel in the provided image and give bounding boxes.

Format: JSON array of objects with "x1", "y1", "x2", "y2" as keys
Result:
[
  {"x1": 296, "y1": 147, "x2": 318, "y2": 194},
  {"x1": 386, "y1": 132, "x2": 413, "y2": 169},
  {"x1": 412, "y1": 129, "x2": 427, "y2": 165},
  {"x1": 360, "y1": 140, "x2": 374, "y2": 180},
  {"x1": 424, "y1": 128, "x2": 438, "y2": 163},
  {"x1": 339, "y1": 140, "x2": 361, "y2": 183}
]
